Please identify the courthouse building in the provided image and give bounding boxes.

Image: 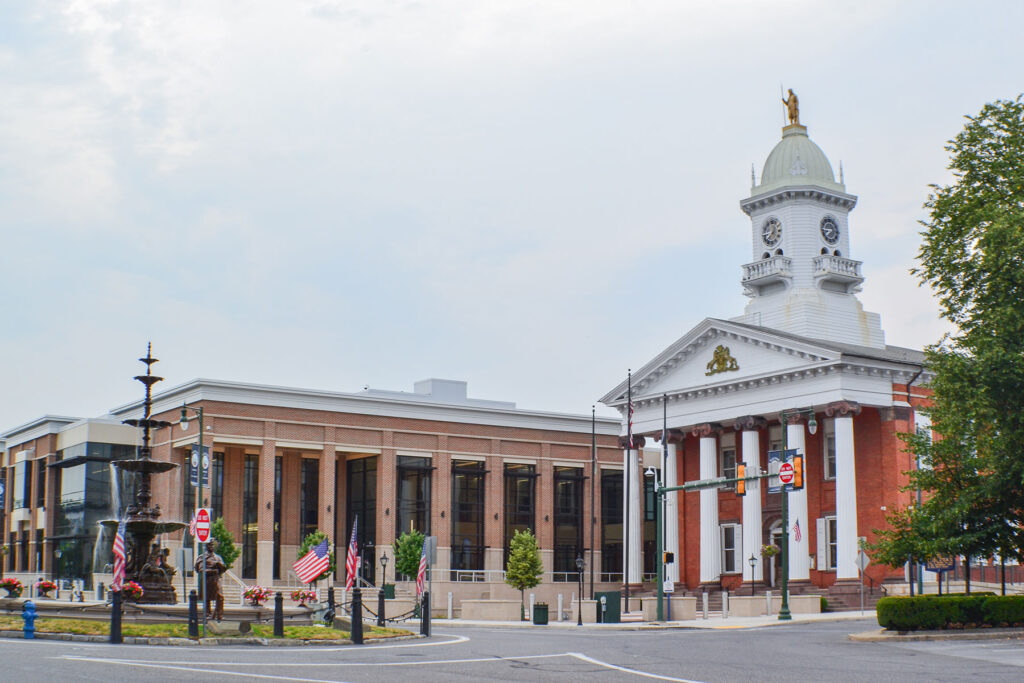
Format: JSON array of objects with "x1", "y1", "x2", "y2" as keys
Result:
[{"x1": 601, "y1": 114, "x2": 932, "y2": 604}]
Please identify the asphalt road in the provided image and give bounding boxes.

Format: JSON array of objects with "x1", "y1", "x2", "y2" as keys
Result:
[{"x1": 2, "y1": 620, "x2": 1023, "y2": 682}]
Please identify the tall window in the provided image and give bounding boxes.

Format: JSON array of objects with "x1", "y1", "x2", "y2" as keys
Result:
[
  {"x1": 601, "y1": 470, "x2": 623, "y2": 579},
  {"x1": 451, "y1": 460, "x2": 486, "y2": 577},
  {"x1": 347, "y1": 457, "x2": 378, "y2": 585},
  {"x1": 721, "y1": 523, "x2": 741, "y2": 574},
  {"x1": 823, "y1": 419, "x2": 836, "y2": 480},
  {"x1": 7, "y1": 532, "x2": 15, "y2": 571},
  {"x1": 36, "y1": 461, "x2": 46, "y2": 508},
  {"x1": 504, "y1": 463, "x2": 536, "y2": 565},
  {"x1": 300, "y1": 458, "x2": 320, "y2": 541},
  {"x1": 396, "y1": 456, "x2": 432, "y2": 537},
  {"x1": 13, "y1": 461, "x2": 28, "y2": 509},
  {"x1": 643, "y1": 473, "x2": 657, "y2": 575},
  {"x1": 720, "y1": 447, "x2": 737, "y2": 488},
  {"x1": 242, "y1": 454, "x2": 259, "y2": 578},
  {"x1": 553, "y1": 466, "x2": 584, "y2": 578},
  {"x1": 183, "y1": 453, "x2": 196, "y2": 544},
  {"x1": 211, "y1": 452, "x2": 225, "y2": 520},
  {"x1": 34, "y1": 529, "x2": 44, "y2": 572},
  {"x1": 273, "y1": 456, "x2": 282, "y2": 580},
  {"x1": 825, "y1": 516, "x2": 838, "y2": 570},
  {"x1": 20, "y1": 531, "x2": 28, "y2": 571}
]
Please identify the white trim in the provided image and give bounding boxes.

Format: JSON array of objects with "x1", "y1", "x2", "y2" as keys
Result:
[
  {"x1": 600, "y1": 464, "x2": 624, "y2": 471},
  {"x1": 396, "y1": 450, "x2": 432, "y2": 458},
  {"x1": 335, "y1": 445, "x2": 382, "y2": 455},
  {"x1": 451, "y1": 454, "x2": 486, "y2": 462},
  {"x1": 211, "y1": 436, "x2": 264, "y2": 447},
  {"x1": 172, "y1": 436, "x2": 199, "y2": 448},
  {"x1": 275, "y1": 440, "x2": 323, "y2": 452},
  {"x1": 502, "y1": 457, "x2": 537, "y2": 465},
  {"x1": 552, "y1": 460, "x2": 586, "y2": 469}
]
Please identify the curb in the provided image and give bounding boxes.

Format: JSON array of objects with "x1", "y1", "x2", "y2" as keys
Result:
[
  {"x1": 849, "y1": 628, "x2": 1024, "y2": 643},
  {"x1": 0, "y1": 629, "x2": 424, "y2": 647}
]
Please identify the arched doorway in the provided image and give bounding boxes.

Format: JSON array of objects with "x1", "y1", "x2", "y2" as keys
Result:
[{"x1": 767, "y1": 520, "x2": 783, "y2": 588}]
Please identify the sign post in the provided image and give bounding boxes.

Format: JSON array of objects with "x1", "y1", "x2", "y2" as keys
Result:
[
  {"x1": 195, "y1": 508, "x2": 212, "y2": 543},
  {"x1": 856, "y1": 550, "x2": 870, "y2": 614}
]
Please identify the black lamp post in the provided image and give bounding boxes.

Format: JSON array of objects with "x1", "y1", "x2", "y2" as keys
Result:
[
  {"x1": 179, "y1": 403, "x2": 206, "y2": 636},
  {"x1": 748, "y1": 553, "x2": 758, "y2": 597},
  {"x1": 380, "y1": 551, "x2": 388, "y2": 587},
  {"x1": 778, "y1": 408, "x2": 817, "y2": 621},
  {"x1": 576, "y1": 555, "x2": 585, "y2": 625}
]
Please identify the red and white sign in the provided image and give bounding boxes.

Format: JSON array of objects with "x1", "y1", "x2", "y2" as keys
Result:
[
  {"x1": 195, "y1": 507, "x2": 211, "y2": 543},
  {"x1": 779, "y1": 462, "x2": 795, "y2": 485}
]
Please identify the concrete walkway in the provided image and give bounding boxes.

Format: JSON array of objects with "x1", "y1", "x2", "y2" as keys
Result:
[{"x1": 427, "y1": 610, "x2": 878, "y2": 630}]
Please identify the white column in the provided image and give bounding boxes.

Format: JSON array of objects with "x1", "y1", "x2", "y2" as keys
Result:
[
  {"x1": 741, "y1": 428, "x2": 763, "y2": 583},
  {"x1": 665, "y1": 440, "x2": 680, "y2": 583},
  {"x1": 835, "y1": 415, "x2": 859, "y2": 580},
  {"x1": 623, "y1": 448, "x2": 642, "y2": 585},
  {"x1": 787, "y1": 422, "x2": 810, "y2": 581},
  {"x1": 699, "y1": 434, "x2": 720, "y2": 583}
]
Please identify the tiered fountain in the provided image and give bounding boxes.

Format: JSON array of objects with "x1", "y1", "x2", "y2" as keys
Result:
[{"x1": 101, "y1": 345, "x2": 188, "y2": 604}]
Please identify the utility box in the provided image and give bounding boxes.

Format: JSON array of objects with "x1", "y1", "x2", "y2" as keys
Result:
[
  {"x1": 383, "y1": 584, "x2": 396, "y2": 599},
  {"x1": 595, "y1": 590, "x2": 621, "y2": 623},
  {"x1": 533, "y1": 602, "x2": 549, "y2": 625}
]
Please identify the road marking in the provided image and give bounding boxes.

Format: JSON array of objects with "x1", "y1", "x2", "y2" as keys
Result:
[{"x1": 568, "y1": 652, "x2": 707, "y2": 682}]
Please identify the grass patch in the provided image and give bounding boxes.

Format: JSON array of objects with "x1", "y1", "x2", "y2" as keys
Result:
[{"x1": 0, "y1": 615, "x2": 411, "y2": 641}]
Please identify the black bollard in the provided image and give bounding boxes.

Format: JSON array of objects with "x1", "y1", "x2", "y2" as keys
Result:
[
  {"x1": 377, "y1": 586, "x2": 386, "y2": 627},
  {"x1": 188, "y1": 590, "x2": 199, "y2": 638},
  {"x1": 274, "y1": 592, "x2": 284, "y2": 637},
  {"x1": 420, "y1": 591, "x2": 431, "y2": 637},
  {"x1": 351, "y1": 587, "x2": 363, "y2": 644},
  {"x1": 109, "y1": 590, "x2": 122, "y2": 644},
  {"x1": 326, "y1": 587, "x2": 336, "y2": 626}
]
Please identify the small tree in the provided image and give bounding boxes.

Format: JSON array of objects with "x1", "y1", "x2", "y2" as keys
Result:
[
  {"x1": 393, "y1": 530, "x2": 425, "y2": 580},
  {"x1": 505, "y1": 529, "x2": 542, "y2": 620},
  {"x1": 210, "y1": 517, "x2": 240, "y2": 570},
  {"x1": 297, "y1": 530, "x2": 336, "y2": 583}
]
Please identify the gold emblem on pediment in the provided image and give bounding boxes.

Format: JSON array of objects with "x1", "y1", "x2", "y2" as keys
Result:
[{"x1": 705, "y1": 345, "x2": 739, "y2": 376}]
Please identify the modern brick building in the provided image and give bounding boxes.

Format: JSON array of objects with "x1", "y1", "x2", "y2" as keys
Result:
[{"x1": 600, "y1": 115, "x2": 932, "y2": 606}]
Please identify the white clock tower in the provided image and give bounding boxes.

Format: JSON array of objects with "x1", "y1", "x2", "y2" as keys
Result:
[{"x1": 732, "y1": 121, "x2": 885, "y2": 348}]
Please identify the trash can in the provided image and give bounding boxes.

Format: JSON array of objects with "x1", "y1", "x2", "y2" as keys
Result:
[
  {"x1": 595, "y1": 591, "x2": 621, "y2": 623},
  {"x1": 383, "y1": 584, "x2": 396, "y2": 599},
  {"x1": 532, "y1": 602, "x2": 549, "y2": 625}
]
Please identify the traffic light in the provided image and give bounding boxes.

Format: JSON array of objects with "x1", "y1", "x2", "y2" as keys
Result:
[
  {"x1": 736, "y1": 463, "x2": 746, "y2": 496},
  {"x1": 663, "y1": 551, "x2": 675, "y2": 564},
  {"x1": 791, "y1": 454, "x2": 804, "y2": 490}
]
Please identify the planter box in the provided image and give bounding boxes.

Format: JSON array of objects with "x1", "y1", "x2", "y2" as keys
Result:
[
  {"x1": 728, "y1": 596, "x2": 767, "y2": 617},
  {"x1": 460, "y1": 599, "x2": 522, "y2": 621},
  {"x1": 770, "y1": 594, "x2": 822, "y2": 614},
  {"x1": 641, "y1": 596, "x2": 697, "y2": 621},
  {"x1": 571, "y1": 599, "x2": 597, "y2": 623}
]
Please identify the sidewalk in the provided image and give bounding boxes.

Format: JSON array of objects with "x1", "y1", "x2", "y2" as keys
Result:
[{"x1": 426, "y1": 610, "x2": 878, "y2": 630}]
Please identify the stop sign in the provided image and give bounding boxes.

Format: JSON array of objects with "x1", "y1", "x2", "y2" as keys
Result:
[
  {"x1": 195, "y1": 507, "x2": 211, "y2": 543},
  {"x1": 779, "y1": 462, "x2": 795, "y2": 485}
]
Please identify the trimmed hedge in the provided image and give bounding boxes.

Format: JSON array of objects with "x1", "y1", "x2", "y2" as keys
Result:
[{"x1": 877, "y1": 594, "x2": 1024, "y2": 631}]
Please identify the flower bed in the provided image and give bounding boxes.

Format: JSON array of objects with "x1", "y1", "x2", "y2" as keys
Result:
[
  {"x1": 244, "y1": 585, "x2": 271, "y2": 606},
  {"x1": 877, "y1": 594, "x2": 1024, "y2": 631},
  {"x1": 123, "y1": 581, "x2": 144, "y2": 601}
]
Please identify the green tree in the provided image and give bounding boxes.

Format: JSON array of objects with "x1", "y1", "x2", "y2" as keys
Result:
[
  {"x1": 505, "y1": 529, "x2": 542, "y2": 620},
  {"x1": 873, "y1": 96, "x2": 1024, "y2": 575},
  {"x1": 210, "y1": 517, "x2": 240, "y2": 570},
  {"x1": 297, "y1": 530, "x2": 336, "y2": 582},
  {"x1": 392, "y1": 530, "x2": 425, "y2": 579}
]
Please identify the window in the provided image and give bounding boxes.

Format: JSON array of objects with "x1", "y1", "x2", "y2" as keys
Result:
[
  {"x1": 553, "y1": 466, "x2": 584, "y2": 578},
  {"x1": 825, "y1": 516, "x2": 838, "y2": 570},
  {"x1": 211, "y1": 452, "x2": 225, "y2": 520},
  {"x1": 823, "y1": 420, "x2": 836, "y2": 480},
  {"x1": 242, "y1": 454, "x2": 259, "y2": 579},
  {"x1": 7, "y1": 532, "x2": 15, "y2": 571},
  {"x1": 721, "y1": 523, "x2": 741, "y2": 574},
  {"x1": 13, "y1": 461, "x2": 27, "y2": 510},
  {"x1": 34, "y1": 529, "x2": 44, "y2": 572},
  {"x1": 20, "y1": 530, "x2": 29, "y2": 571},
  {"x1": 183, "y1": 453, "x2": 196, "y2": 543},
  {"x1": 347, "y1": 456, "x2": 378, "y2": 585},
  {"x1": 300, "y1": 458, "x2": 319, "y2": 541},
  {"x1": 396, "y1": 456, "x2": 432, "y2": 537},
  {"x1": 720, "y1": 448, "x2": 737, "y2": 489},
  {"x1": 643, "y1": 472, "x2": 658, "y2": 575},
  {"x1": 273, "y1": 456, "x2": 282, "y2": 580},
  {"x1": 36, "y1": 461, "x2": 46, "y2": 508},
  {"x1": 451, "y1": 460, "x2": 486, "y2": 576},
  {"x1": 601, "y1": 470, "x2": 623, "y2": 579},
  {"x1": 504, "y1": 464, "x2": 536, "y2": 565}
]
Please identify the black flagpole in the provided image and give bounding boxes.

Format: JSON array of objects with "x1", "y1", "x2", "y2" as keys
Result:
[{"x1": 625, "y1": 370, "x2": 632, "y2": 610}]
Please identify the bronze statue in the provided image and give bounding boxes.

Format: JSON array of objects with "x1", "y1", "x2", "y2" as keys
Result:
[
  {"x1": 141, "y1": 543, "x2": 167, "y2": 581},
  {"x1": 782, "y1": 88, "x2": 799, "y2": 125},
  {"x1": 195, "y1": 539, "x2": 227, "y2": 621}
]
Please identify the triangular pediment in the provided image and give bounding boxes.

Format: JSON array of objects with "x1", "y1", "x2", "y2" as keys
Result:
[{"x1": 600, "y1": 318, "x2": 841, "y2": 406}]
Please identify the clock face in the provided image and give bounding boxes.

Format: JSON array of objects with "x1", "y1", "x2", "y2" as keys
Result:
[
  {"x1": 820, "y1": 216, "x2": 840, "y2": 245},
  {"x1": 761, "y1": 217, "x2": 782, "y2": 247}
]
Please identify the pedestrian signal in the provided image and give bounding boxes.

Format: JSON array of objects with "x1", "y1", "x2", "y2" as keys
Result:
[
  {"x1": 736, "y1": 463, "x2": 746, "y2": 496},
  {"x1": 791, "y1": 455, "x2": 804, "y2": 490},
  {"x1": 663, "y1": 551, "x2": 675, "y2": 564}
]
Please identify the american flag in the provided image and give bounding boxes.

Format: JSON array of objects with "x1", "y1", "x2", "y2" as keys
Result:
[
  {"x1": 416, "y1": 538, "x2": 428, "y2": 596},
  {"x1": 293, "y1": 539, "x2": 330, "y2": 584},
  {"x1": 111, "y1": 516, "x2": 127, "y2": 591},
  {"x1": 344, "y1": 517, "x2": 359, "y2": 591},
  {"x1": 628, "y1": 396, "x2": 635, "y2": 448},
  {"x1": 793, "y1": 518, "x2": 802, "y2": 543},
  {"x1": 188, "y1": 512, "x2": 197, "y2": 538}
]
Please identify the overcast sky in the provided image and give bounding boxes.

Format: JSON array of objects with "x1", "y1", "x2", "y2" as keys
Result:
[{"x1": 1, "y1": 1, "x2": 1020, "y2": 430}]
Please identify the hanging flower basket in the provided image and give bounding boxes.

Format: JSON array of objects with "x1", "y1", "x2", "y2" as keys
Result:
[
  {"x1": 291, "y1": 589, "x2": 318, "y2": 606},
  {"x1": 0, "y1": 577, "x2": 23, "y2": 598},
  {"x1": 761, "y1": 544, "x2": 780, "y2": 558},
  {"x1": 36, "y1": 580, "x2": 57, "y2": 597},
  {"x1": 244, "y1": 585, "x2": 271, "y2": 607},
  {"x1": 123, "y1": 581, "x2": 144, "y2": 602}
]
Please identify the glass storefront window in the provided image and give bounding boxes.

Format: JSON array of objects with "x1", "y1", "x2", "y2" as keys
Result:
[
  {"x1": 503, "y1": 463, "x2": 536, "y2": 566},
  {"x1": 451, "y1": 460, "x2": 485, "y2": 575},
  {"x1": 396, "y1": 456, "x2": 432, "y2": 538}
]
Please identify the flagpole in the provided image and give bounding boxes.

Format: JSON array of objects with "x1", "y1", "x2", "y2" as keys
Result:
[
  {"x1": 624, "y1": 370, "x2": 632, "y2": 611},
  {"x1": 589, "y1": 405, "x2": 596, "y2": 600}
]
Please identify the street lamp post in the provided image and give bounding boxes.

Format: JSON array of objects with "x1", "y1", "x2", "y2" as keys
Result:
[
  {"x1": 778, "y1": 408, "x2": 816, "y2": 621},
  {"x1": 646, "y1": 467, "x2": 665, "y2": 622},
  {"x1": 748, "y1": 553, "x2": 757, "y2": 597},
  {"x1": 576, "y1": 555, "x2": 584, "y2": 626},
  {"x1": 179, "y1": 403, "x2": 205, "y2": 636},
  {"x1": 380, "y1": 551, "x2": 389, "y2": 587}
]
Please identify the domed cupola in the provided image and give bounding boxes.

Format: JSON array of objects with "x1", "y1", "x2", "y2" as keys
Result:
[{"x1": 755, "y1": 124, "x2": 845, "y2": 194}]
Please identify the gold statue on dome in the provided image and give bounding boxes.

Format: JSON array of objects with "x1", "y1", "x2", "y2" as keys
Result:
[{"x1": 782, "y1": 88, "x2": 800, "y2": 125}]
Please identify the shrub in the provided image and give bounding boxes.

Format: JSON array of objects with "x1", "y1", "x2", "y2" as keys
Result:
[
  {"x1": 820, "y1": 597, "x2": 829, "y2": 612},
  {"x1": 211, "y1": 517, "x2": 240, "y2": 570},
  {"x1": 878, "y1": 594, "x2": 1024, "y2": 631}
]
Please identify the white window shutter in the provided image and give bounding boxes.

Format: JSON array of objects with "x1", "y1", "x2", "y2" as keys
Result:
[{"x1": 816, "y1": 518, "x2": 826, "y2": 570}]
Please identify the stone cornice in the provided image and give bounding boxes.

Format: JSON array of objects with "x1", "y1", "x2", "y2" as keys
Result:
[
  {"x1": 734, "y1": 416, "x2": 768, "y2": 431},
  {"x1": 825, "y1": 400, "x2": 862, "y2": 417},
  {"x1": 740, "y1": 185, "x2": 858, "y2": 216},
  {"x1": 691, "y1": 423, "x2": 722, "y2": 438}
]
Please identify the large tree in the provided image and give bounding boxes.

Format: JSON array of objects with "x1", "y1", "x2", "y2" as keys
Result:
[{"x1": 876, "y1": 96, "x2": 1024, "y2": 572}]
